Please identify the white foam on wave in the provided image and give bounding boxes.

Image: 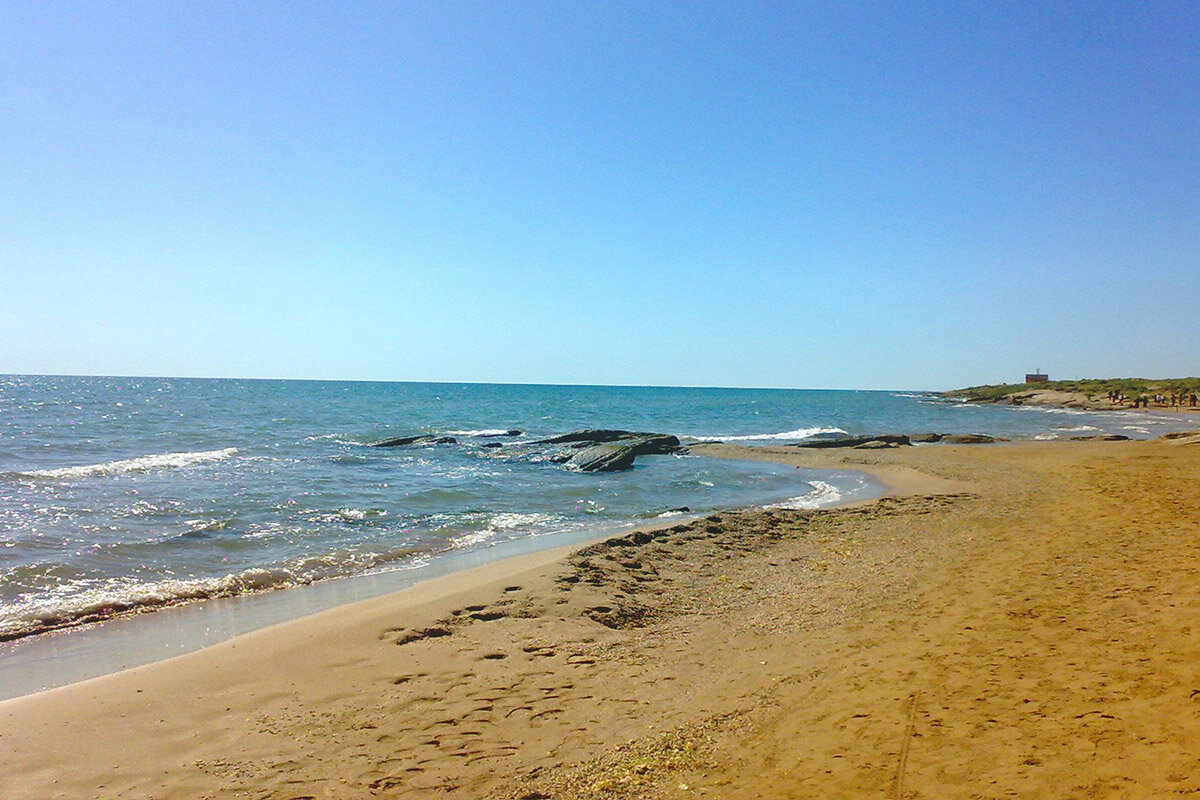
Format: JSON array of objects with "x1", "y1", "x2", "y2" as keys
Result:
[
  {"x1": 488, "y1": 512, "x2": 557, "y2": 529},
  {"x1": 8, "y1": 448, "x2": 238, "y2": 480},
  {"x1": 305, "y1": 433, "x2": 364, "y2": 445},
  {"x1": 447, "y1": 512, "x2": 561, "y2": 550},
  {"x1": 1054, "y1": 425, "x2": 1099, "y2": 432},
  {"x1": 445, "y1": 429, "x2": 515, "y2": 437},
  {"x1": 0, "y1": 566, "x2": 293, "y2": 641},
  {"x1": 767, "y1": 480, "x2": 845, "y2": 510},
  {"x1": 709, "y1": 426, "x2": 847, "y2": 442}
]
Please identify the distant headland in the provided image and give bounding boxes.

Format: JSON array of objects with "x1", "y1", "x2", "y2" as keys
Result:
[{"x1": 944, "y1": 378, "x2": 1200, "y2": 412}]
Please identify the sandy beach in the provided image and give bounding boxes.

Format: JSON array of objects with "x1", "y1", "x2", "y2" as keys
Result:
[{"x1": 3, "y1": 436, "x2": 1200, "y2": 799}]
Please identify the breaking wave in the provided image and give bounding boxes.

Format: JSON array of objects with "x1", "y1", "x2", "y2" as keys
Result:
[
  {"x1": 708, "y1": 427, "x2": 847, "y2": 442},
  {"x1": 4, "y1": 448, "x2": 238, "y2": 480},
  {"x1": 766, "y1": 480, "x2": 846, "y2": 510}
]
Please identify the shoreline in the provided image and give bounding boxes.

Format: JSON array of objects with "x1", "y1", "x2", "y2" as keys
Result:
[
  {"x1": 3, "y1": 437, "x2": 1199, "y2": 798},
  {"x1": 0, "y1": 454, "x2": 884, "y2": 700}
]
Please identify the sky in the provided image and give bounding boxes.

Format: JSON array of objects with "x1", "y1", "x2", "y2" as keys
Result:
[{"x1": 2, "y1": 2, "x2": 1197, "y2": 390}]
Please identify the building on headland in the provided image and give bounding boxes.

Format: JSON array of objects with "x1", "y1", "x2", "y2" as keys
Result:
[{"x1": 1025, "y1": 371, "x2": 1049, "y2": 383}]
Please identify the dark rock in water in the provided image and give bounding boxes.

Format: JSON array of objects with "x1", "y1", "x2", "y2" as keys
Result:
[
  {"x1": 534, "y1": 429, "x2": 641, "y2": 445},
  {"x1": 910, "y1": 433, "x2": 944, "y2": 443},
  {"x1": 371, "y1": 435, "x2": 457, "y2": 448},
  {"x1": 530, "y1": 429, "x2": 681, "y2": 473},
  {"x1": 791, "y1": 434, "x2": 911, "y2": 449},
  {"x1": 668, "y1": 507, "x2": 691, "y2": 513},
  {"x1": 622, "y1": 434, "x2": 681, "y2": 456},
  {"x1": 1069, "y1": 434, "x2": 1130, "y2": 441},
  {"x1": 482, "y1": 442, "x2": 504, "y2": 448},
  {"x1": 502, "y1": 429, "x2": 522, "y2": 436},
  {"x1": 940, "y1": 433, "x2": 1007, "y2": 444},
  {"x1": 371, "y1": 435, "x2": 425, "y2": 447},
  {"x1": 566, "y1": 443, "x2": 638, "y2": 472}
]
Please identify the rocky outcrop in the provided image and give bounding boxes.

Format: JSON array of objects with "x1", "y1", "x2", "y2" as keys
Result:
[
  {"x1": 789, "y1": 432, "x2": 1011, "y2": 447},
  {"x1": 790, "y1": 434, "x2": 911, "y2": 449},
  {"x1": 911, "y1": 432, "x2": 1008, "y2": 444},
  {"x1": 371, "y1": 435, "x2": 457, "y2": 448},
  {"x1": 940, "y1": 434, "x2": 1007, "y2": 444},
  {"x1": 566, "y1": 443, "x2": 639, "y2": 473},
  {"x1": 854, "y1": 439, "x2": 901, "y2": 449},
  {"x1": 536, "y1": 429, "x2": 644, "y2": 446},
  {"x1": 543, "y1": 431, "x2": 681, "y2": 472},
  {"x1": 370, "y1": 427, "x2": 680, "y2": 473},
  {"x1": 1069, "y1": 434, "x2": 1130, "y2": 441}
]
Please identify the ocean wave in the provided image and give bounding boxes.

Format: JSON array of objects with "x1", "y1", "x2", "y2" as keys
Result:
[
  {"x1": 0, "y1": 568, "x2": 296, "y2": 642},
  {"x1": 1054, "y1": 425, "x2": 1099, "y2": 432},
  {"x1": 304, "y1": 433, "x2": 365, "y2": 445},
  {"x1": 449, "y1": 529, "x2": 499, "y2": 549},
  {"x1": 0, "y1": 540, "x2": 436, "y2": 642},
  {"x1": 4, "y1": 448, "x2": 238, "y2": 480},
  {"x1": 305, "y1": 508, "x2": 389, "y2": 525},
  {"x1": 487, "y1": 511, "x2": 555, "y2": 529},
  {"x1": 445, "y1": 428, "x2": 518, "y2": 437},
  {"x1": 706, "y1": 426, "x2": 847, "y2": 442},
  {"x1": 766, "y1": 480, "x2": 845, "y2": 510}
]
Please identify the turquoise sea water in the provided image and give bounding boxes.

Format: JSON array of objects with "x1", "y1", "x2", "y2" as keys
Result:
[{"x1": 0, "y1": 375, "x2": 1192, "y2": 642}]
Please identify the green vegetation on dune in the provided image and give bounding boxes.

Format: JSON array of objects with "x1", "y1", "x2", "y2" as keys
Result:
[{"x1": 946, "y1": 378, "x2": 1200, "y2": 401}]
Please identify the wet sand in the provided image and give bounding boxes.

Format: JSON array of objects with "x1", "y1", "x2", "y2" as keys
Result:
[{"x1": 2, "y1": 436, "x2": 1199, "y2": 799}]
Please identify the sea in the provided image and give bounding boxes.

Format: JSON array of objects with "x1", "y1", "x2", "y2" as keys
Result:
[{"x1": 1, "y1": 375, "x2": 1193, "y2": 696}]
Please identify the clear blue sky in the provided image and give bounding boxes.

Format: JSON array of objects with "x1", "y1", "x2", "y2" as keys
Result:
[{"x1": 2, "y1": 2, "x2": 1197, "y2": 389}]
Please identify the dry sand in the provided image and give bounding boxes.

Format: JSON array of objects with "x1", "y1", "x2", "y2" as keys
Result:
[{"x1": 3, "y1": 436, "x2": 1200, "y2": 799}]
